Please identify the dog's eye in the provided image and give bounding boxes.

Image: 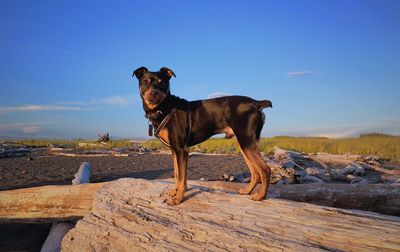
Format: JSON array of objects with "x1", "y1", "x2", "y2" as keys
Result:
[{"x1": 143, "y1": 81, "x2": 149, "y2": 87}]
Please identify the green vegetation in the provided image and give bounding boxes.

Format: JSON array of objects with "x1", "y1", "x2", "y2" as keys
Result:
[
  {"x1": 140, "y1": 133, "x2": 400, "y2": 161},
  {"x1": 2, "y1": 133, "x2": 399, "y2": 161},
  {"x1": 0, "y1": 139, "x2": 135, "y2": 150}
]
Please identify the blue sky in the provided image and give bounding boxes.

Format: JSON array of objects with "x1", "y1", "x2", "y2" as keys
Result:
[{"x1": 1, "y1": 0, "x2": 399, "y2": 139}]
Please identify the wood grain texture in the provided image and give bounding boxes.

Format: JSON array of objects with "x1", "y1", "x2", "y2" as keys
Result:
[
  {"x1": 0, "y1": 183, "x2": 106, "y2": 223},
  {"x1": 1, "y1": 180, "x2": 399, "y2": 223},
  {"x1": 62, "y1": 179, "x2": 400, "y2": 252}
]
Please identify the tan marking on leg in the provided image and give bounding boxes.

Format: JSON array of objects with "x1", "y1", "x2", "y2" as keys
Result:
[
  {"x1": 167, "y1": 148, "x2": 188, "y2": 205},
  {"x1": 245, "y1": 148, "x2": 271, "y2": 201},
  {"x1": 237, "y1": 144, "x2": 260, "y2": 195},
  {"x1": 168, "y1": 150, "x2": 178, "y2": 197}
]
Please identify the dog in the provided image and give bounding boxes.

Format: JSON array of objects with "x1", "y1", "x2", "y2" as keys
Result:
[{"x1": 133, "y1": 66, "x2": 272, "y2": 205}]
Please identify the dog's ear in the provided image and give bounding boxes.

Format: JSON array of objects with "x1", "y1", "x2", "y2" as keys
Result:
[
  {"x1": 159, "y1": 67, "x2": 176, "y2": 79},
  {"x1": 132, "y1": 67, "x2": 149, "y2": 79}
]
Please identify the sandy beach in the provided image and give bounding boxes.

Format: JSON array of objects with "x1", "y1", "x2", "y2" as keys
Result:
[{"x1": 0, "y1": 152, "x2": 247, "y2": 191}]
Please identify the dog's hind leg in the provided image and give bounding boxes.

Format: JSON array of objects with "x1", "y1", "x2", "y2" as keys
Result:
[
  {"x1": 246, "y1": 147, "x2": 271, "y2": 201},
  {"x1": 237, "y1": 144, "x2": 260, "y2": 195},
  {"x1": 235, "y1": 132, "x2": 271, "y2": 200}
]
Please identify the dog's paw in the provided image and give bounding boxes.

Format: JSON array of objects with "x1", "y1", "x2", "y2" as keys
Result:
[
  {"x1": 238, "y1": 188, "x2": 252, "y2": 195},
  {"x1": 249, "y1": 193, "x2": 265, "y2": 201},
  {"x1": 165, "y1": 196, "x2": 183, "y2": 206},
  {"x1": 167, "y1": 189, "x2": 177, "y2": 197}
]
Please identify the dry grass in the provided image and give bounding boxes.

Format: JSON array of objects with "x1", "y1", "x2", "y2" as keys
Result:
[
  {"x1": 2, "y1": 133, "x2": 399, "y2": 161},
  {"x1": 142, "y1": 133, "x2": 400, "y2": 161}
]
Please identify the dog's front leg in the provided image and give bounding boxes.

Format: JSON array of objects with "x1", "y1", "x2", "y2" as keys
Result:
[
  {"x1": 167, "y1": 147, "x2": 188, "y2": 205},
  {"x1": 167, "y1": 149, "x2": 179, "y2": 197}
]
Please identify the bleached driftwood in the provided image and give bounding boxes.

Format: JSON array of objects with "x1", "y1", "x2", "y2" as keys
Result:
[
  {"x1": 0, "y1": 147, "x2": 31, "y2": 158},
  {"x1": 369, "y1": 165, "x2": 400, "y2": 176},
  {"x1": 0, "y1": 183, "x2": 106, "y2": 223},
  {"x1": 310, "y1": 152, "x2": 400, "y2": 175},
  {"x1": 49, "y1": 147, "x2": 74, "y2": 152},
  {"x1": 298, "y1": 175, "x2": 325, "y2": 184},
  {"x1": 382, "y1": 174, "x2": 400, "y2": 184},
  {"x1": 1, "y1": 179, "x2": 399, "y2": 223},
  {"x1": 268, "y1": 147, "x2": 400, "y2": 185},
  {"x1": 41, "y1": 162, "x2": 92, "y2": 252},
  {"x1": 71, "y1": 162, "x2": 91, "y2": 185},
  {"x1": 190, "y1": 180, "x2": 400, "y2": 216},
  {"x1": 77, "y1": 142, "x2": 100, "y2": 148},
  {"x1": 41, "y1": 222, "x2": 75, "y2": 252},
  {"x1": 50, "y1": 152, "x2": 129, "y2": 157},
  {"x1": 272, "y1": 146, "x2": 304, "y2": 160},
  {"x1": 61, "y1": 179, "x2": 400, "y2": 251},
  {"x1": 189, "y1": 152, "x2": 232, "y2": 157},
  {"x1": 309, "y1": 152, "x2": 369, "y2": 164}
]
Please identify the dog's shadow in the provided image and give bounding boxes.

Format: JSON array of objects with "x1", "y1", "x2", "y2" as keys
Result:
[
  {"x1": 182, "y1": 184, "x2": 238, "y2": 202},
  {"x1": 184, "y1": 186, "x2": 207, "y2": 201},
  {"x1": 160, "y1": 181, "x2": 215, "y2": 203}
]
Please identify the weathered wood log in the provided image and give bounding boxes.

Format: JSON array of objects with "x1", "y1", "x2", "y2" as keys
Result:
[
  {"x1": 41, "y1": 222, "x2": 75, "y2": 252},
  {"x1": 190, "y1": 181, "x2": 400, "y2": 216},
  {"x1": 368, "y1": 164, "x2": 400, "y2": 176},
  {"x1": 61, "y1": 179, "x2": 400, "y2": 251},
  {"x1": 298, "y1": 174, "x2": 325, "y2": 184},
  {"x1": 309, "y1": 152, "x2": 367, "y2": 164},
  {"x1": 71, "y1": 162, "x2": 91, "y2": 185},
  {"x1": 310, "y1": 152, "x2": 400, "y2": 175},
  {"x1": 41, "y1": 162, "x2": 92, "y2": 252},
  {"x1": 1, "y1": 180, "x2": 399, "y2": 223},
  {"x1": 272, "y1": 146, "x2": 304, "y2": 159},
  {"x1": 0, "y1": 147, "x2": 31, "y2": 158},
  {"x1": 0, "y1": 183, "x2": 106, "y2": 223},
  {"x1": 50, "y1": 152, "x2": 129, "y2": 157}
]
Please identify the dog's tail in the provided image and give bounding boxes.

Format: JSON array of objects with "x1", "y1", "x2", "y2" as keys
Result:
[{"x1": 256, "y1": 100, "x2": 272, "y2": 109}]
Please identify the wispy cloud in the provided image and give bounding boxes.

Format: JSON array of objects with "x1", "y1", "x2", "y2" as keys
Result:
[
  {"x1": 0, "y1": 104, "x2": 81, "y2": 113},
  {"x1": 58, "y1": 95, "x2": 134, "y2": 106},
  {"x1": 287, "y1": 70, "x2": 313, "y2": 78},
  {"x1": 207, "y1": 92, "x2": 232, "y2": 99},
  {"x1": 267, "y1": 118, "x2": 400, "y2": 138},
  {"x1": 99, "y1": 95, "x2": 131, "y2": 106},
  {"x1": 0, "y1": 122, "x2": 51, "y2": 136},
  {"x1": 21, "y1": 126, "x2": 42, "y2": 134},
  {"x1": 0, "y1": 95, "x2": 135, "y2": 114}
]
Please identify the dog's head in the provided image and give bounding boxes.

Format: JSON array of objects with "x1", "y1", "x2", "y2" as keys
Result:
[{"x1": 132, "y1": 67, "x2": 176, "y2": 110}]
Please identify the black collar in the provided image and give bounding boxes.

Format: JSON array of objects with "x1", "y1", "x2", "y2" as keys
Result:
[
  {"x1": 143, "y1": 95, "x2": 190, "y2": 139},
  {"x1": 144, "y1": 110, "x2": 163, "y2": 122},
  {"x1": 146, "y1": 107, "x2": 192, "y2": 147},
  {"x1": 154, "y1": 108, "x2": 177, "y2": 138}
]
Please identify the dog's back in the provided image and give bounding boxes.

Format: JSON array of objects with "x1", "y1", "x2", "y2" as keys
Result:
[{"x1": 187, "y1": 95, "x2": 272, "y2": 145}]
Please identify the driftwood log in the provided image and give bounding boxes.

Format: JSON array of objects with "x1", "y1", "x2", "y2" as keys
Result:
[
  {"x1": 309, "y1": 152, "x2": 400, "y2": 176},
  {"x1": 190, "y1": 180, "x2": 400, "y2": 216},
  {"x1": 0, "y1": 180, "x2": 400, "y2": 224},
  {"x1": 0, "y1": 147, "x2": 31, "y2": 158},
  {"x1": 41, "y1": 222, "x2": 75, "y2": 252},
  {"x1": 61, "y1": 179, "x2": 400, "y2": 251},
  {"x1": 40, "y1": 162, "x2": 92, "y2": 252},
  {"x1": 0, "y1": 182, "x2": 106, "y2": 223}
]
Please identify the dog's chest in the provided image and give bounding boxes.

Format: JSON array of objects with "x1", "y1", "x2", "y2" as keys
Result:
[{"x1": 157, "y1": 128, "x2": 170, "y2": 146}]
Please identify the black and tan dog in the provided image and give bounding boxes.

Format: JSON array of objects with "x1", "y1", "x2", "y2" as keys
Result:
[{"x1": 133, "y1": 67, "x2": 272, "y2": 205}]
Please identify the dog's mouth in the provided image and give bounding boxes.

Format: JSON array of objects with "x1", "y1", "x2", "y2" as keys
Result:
[{"x1": 142, "y1": 89, "x2": 166, "y2": 109}]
